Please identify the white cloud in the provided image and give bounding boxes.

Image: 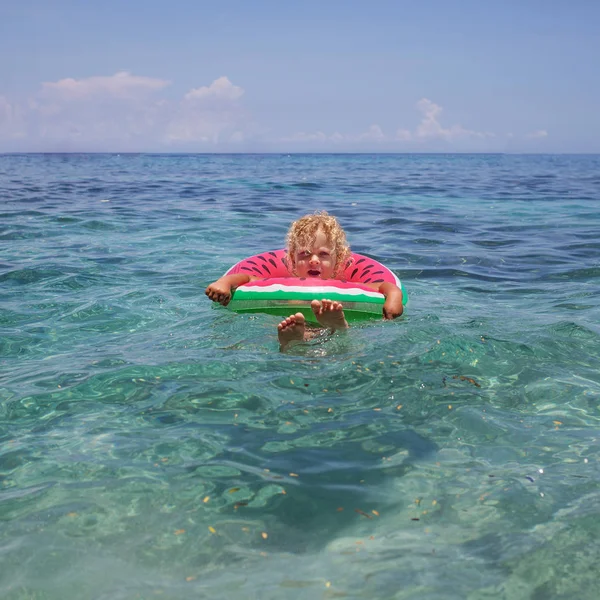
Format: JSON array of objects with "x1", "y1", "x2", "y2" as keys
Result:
[
  {"x1": 413, "y1": 98, "x2": 494, "y2": 141},
  {"x1": 414, "y1": 98, "x2": 444, "y2": 138},
  {"x1": 16, "y1": 72, "x2": 173, "y2": 148},
  {"x1": 184, "y1": 76, "x2": 244, "y2": 102},
  {"x1": 284, "y1": 131, "x2": 330, "y2": 142},
  {"x1": 282, "y1": 124, "x2": 386, "y2": 144},
  {"x1": 525, "y1": 129, "x2": 548, "y2": 139},
  {"x1": 395, "y1": 128, "x2": 412, "y2": 141},
  {"x1": 282, "y1": 130, "x2": 345, "y2": 143},
  {"x1": 0, "y1": 73, "x2": 251, "y2": 150},
  {"x1": 41, "y1": 71, "x2": 170, "y2": 100},
  {"x1": 166, "y1": 77, "x2": 247, "y2": 144},
  {"x1": 357, "y1": 124, "x2": 385, "y2": 141},
  {"x1": 284, "y1": 98, "x2": 494, "y2": 147},
  {"x1": 0, "y1": 76, "x2": 547, "y2": 151}
]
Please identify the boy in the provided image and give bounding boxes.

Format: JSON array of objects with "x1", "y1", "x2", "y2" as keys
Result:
[{"x1": 205, "y1": 212, "x2": 403, "y2": 349}]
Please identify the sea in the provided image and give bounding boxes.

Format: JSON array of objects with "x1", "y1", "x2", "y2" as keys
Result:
[{"x1": 1, "y1": 153, "x2": 599, "y2": 599}]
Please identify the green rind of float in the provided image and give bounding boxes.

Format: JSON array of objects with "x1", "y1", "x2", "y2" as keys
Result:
[
  {"x1": 228, "y1": 300, "x2": 383, "y2": 324},
  {"x1": 231, "y1": 281, "x2": 408, "y2": 305},
  {"x1": 227, "y1": 282, "x2": 408, "y2": 324}
]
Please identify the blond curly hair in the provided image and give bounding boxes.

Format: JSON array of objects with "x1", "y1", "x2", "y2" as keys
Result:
[{"x1": 286, "y1": 211, "x2": 351, "y2": 275}]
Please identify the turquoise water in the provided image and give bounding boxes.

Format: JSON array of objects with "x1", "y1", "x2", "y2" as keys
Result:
[{"x1": 1, "y1": 153, "x2": 599, "y2": 599}]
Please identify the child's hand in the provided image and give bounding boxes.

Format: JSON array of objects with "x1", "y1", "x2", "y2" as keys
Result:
[
  {"x1": 205, "y1": 279, "x2": 233, "y2": 306},
  {"x1": 377, "y1": 283, "x2": 404, "y2": 320},
  {"x1": 383, "y1": 299, "x2": 403, "y2": 320}
]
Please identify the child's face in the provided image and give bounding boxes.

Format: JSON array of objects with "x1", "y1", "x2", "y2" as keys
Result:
[{"x1": 294, "y1": 229, "x2": 337, "y2": 279}]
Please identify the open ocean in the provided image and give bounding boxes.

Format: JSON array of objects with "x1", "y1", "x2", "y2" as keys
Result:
[{"x1": 1, "y1": 153, "x2": 600, "y2": 599}]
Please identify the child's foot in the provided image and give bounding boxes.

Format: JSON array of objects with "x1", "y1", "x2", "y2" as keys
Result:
[
  {"x1": 311, "y1": 299, "x2": 349, "y2": 331},
  {"x1": 277, "y1": 312, "x2": 306, "y2": 350}
]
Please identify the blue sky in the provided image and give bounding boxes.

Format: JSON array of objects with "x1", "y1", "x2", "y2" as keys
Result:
[{"x1": 1, "y1": 0, "x2": 598, "y2": 152}]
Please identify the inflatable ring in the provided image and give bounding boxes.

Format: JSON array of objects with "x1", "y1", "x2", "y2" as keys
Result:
[{"x1": 225, "y1": 249, "x2": 407, "y2": 324}]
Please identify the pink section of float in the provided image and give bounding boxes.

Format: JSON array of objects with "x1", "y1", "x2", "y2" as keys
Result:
[{"x1": 225, "y1": 249, "x2": 400, "y2": 286}]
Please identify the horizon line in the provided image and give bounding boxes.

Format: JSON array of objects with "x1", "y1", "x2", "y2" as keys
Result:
[{"x1": 2, "y1": 151, "x2": 599, "y2": 157}]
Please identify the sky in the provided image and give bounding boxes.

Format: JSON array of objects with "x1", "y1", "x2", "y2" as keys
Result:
[{"x1": 1, "y1": 0, "x2": 598, "y2": 153}]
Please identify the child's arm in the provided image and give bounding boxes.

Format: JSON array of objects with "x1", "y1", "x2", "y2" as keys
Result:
[
  {"x1": 205, "y1": 273, "x2": 256, "y2": 306},
  {"x1": 366, "y1": 282, "x2": 404, "y2": 319}
]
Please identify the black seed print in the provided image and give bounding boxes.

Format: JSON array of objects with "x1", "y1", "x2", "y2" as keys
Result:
[{"x1": 351, "y1": 268, "x2": 359, "y2": 279}]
